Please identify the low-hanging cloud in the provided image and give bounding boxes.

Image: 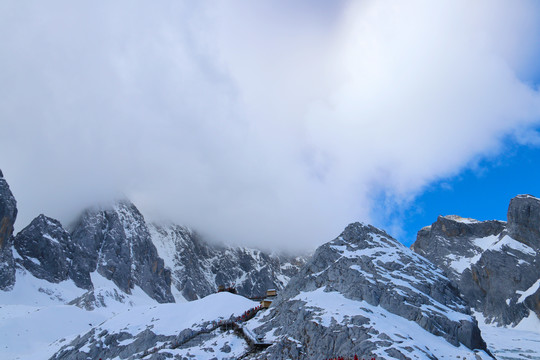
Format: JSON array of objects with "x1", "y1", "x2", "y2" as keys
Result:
[{"x1": 1, "y1": 0, "x2": 540, "y2": 251}]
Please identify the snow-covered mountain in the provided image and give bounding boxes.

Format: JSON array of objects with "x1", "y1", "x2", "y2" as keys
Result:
[
  {"x1": 50, "y1": 292, "x2": 260, "y2": 360},
  {"x1": 68, "y1": 201, "x2": 175, "y2": 304},
  {"x1": 38, "y1": 222, "x2": 494, "y2": 360},
  {"x1": 242, "y1": 222, "x2": 492, "y2": 359},
  {"x1": 0, "y1": 165, "x2": 305, "y2": 307},
  {"x1": 412, "y1": 195, "x2": 540, "y2": 327},
  {"x1": 150, "y1": 222, "x2": 305, "y2": 301},
  {"x1": 3, "y1": 168, "x2": 540, "y2": 359}
]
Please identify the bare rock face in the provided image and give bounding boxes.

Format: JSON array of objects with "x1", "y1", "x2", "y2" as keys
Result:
[
  {"x1": 252, "y1": 223, "x2": 488, "y2": 360},
  {"x1": 150, "y1": 222, "x2": 306, "y2": 301},
  {"x1": 412, "y1": 195, "x2": 540, "y2": 326},
  {"x1": 0, "y1": 169, "x2": 17, "y2": 290},
  {"x1": 13, "y1": 214, "x2": 91, "y2": 288},
  {"x1": 411, "y1": 215, "x2": 506, "y2": 274},
  {"x1": 507, "y1": 195, "x2": 540, "y2": 249},
  {"x1": 69, "y1": 201, "x2": 174, "y2": 303}
]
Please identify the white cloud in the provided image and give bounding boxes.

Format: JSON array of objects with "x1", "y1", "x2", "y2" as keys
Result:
[{"x1": 1, "y1": 0, "x2": 540, "y2": 251}]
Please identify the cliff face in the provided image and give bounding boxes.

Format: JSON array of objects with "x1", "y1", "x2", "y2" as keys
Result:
[
  {"x1": 412, "y1": 195, "x2": 540, "y2": 326},
  {"x1": 507, "y1": 195, "x2": 540, "y2": 249},
  {"x1": 150, "y1": 222, "x2": 306, "y2": 301},
  {"x1": 69, "y1": 201, "x2": 174, "y2": 304},
  {"x1": 0, "y1": 170, "x2": 17, "y2": 290}
]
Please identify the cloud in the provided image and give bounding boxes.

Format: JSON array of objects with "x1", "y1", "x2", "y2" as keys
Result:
[{"x1": 1, "y1": 0, "x2": 540, "y2": 251}]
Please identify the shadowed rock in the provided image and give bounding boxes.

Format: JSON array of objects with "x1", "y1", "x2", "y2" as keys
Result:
[
  {"x1": 0, "y1": 170, "x2": 17, "y2": 290},
  {"x1": 14, "y1": 214, "x2": 91, "y2": 287}
]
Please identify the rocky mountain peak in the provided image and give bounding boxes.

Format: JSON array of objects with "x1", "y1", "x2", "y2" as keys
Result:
[
  {"x1": 70, "y1": 200, "x2": 174, "y2": 303},
  {"x1": 507, "y1": 194, "x2": 540, "y2": 249},
  {"x1": 339, "y1": 221, "x2": 397, "y2": 247},
  {"x1": 253, "y1": 222, "x2": 487, "y2": 359},
  {"x1": 416, "y1": 215, "x2": 506, "y2": 241},
  {"x1": 13, "y1": 214, "x2": 77, "y2": 284},
  {"x1": 412, "y1": 195, "x2": 540, "y2": 327}
]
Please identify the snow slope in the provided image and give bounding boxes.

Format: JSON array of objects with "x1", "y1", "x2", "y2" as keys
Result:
[
  {"x1": 475, "y1": 312, "x2": 540, "y2": 360},
  {"x1": 0, "y1": 269, "x2": 160, "y2": 360},
  {"x1": 49, "y1": 292, "x2": 260, "y2": 360},
  {"x1": 248, "y1": 287, "x2": 492, "y2": 360}
]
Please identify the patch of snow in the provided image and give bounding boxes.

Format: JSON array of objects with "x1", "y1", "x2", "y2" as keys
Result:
[
  {"x1": 475, "y1": 312, "x2": 540, "y2": 360},
  {"x1": 93, "y1": 292, "x2": 258, "y2": 336},
  {"x1": 27, "y1": 256, "x2": 41, "y2": 265},
  {"x1": 473, "y1": 234, "x2": 500, "y2": 251},
  {"x1": 12, "y1": 249, "x2": 22, "y2": 260},
  {"x1": 43, "y1": 233, "x2": 59, "y2": 244},
  {"x1": 492, "y1": 235, "x2": 536, "y2": 256},
  {"x1": 448, "y1": 234, "x2": 529, "y2": 275},
  {"x1": 517, "y1": 279, "x2": 540, "y2": 304},
  {"x1": 515, "y1": 311, "x2": 540, "y2": 333},
  {"x1": 444, "y1": 215, "x2": 480, "y2": 224},
  {"x1": 516, "y1": 194, "x2": 540, "y2": 201}
]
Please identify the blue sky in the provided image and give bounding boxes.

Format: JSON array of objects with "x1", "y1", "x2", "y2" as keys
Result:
[{"x1": 388, "y1": 136, "x2": 540, "y2": 246}]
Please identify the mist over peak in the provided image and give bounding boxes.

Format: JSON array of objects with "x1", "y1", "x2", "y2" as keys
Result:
[{"x1": 2, "y1": 0, "x2": 540, "y2": 252}]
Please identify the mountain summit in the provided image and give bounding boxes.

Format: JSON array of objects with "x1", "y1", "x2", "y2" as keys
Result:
[
  {"x1": 412, "y1": 195, "x2": 540, "y2": 326},
  {"x1": 247, "y1": 222, "x2": 490, "y2": 359}
]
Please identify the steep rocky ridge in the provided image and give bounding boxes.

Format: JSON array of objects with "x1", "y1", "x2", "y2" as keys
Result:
[
  {"x1": 69, "y1": 201, "x2": 174, "y2": 303},
  {"x1": 0, "y1": 171, "x2": 175, "y2": 305},
  {"x1": 0, "y1": 169, "x2": 17, "y2": 290},
  {"x1": 150, "y1": 222, "x2": 306, "y2": 301},
  {"x1": 412, "y1": 195, "x2": 540, "y2": 326},
  {"x1": 1, "y1": 166, "x2": 303, "y2": 307},
  {"x1": 246, "y1": 222, "x2": 490, "y2": 360}
]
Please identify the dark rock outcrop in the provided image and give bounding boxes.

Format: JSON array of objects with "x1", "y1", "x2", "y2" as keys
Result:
[
  {"x1": 70, "y1": 201, "x2": 174, "y2": 303},
  {"x1": 252, "y1": 222, "x2": 489, "y2": 359},
  {"x1": 13, "y1": 214, "x2": 91, "y2": 287},
  {"x1": 0, "y1": 169, "x2": 17, "y2": 290},
  {"x1": 412, "y1": 195, "x2": 540, "y2": 326}
]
